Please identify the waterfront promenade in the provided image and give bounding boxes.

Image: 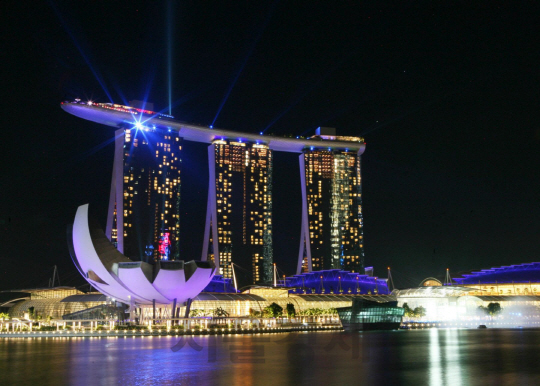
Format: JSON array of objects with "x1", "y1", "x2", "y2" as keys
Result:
[
  {"x1": 0, "y1": 325, "x2": 341, "y2": 338},
  {"x1": 0, "y1": 315, "x2": 343, "y2": 338}
]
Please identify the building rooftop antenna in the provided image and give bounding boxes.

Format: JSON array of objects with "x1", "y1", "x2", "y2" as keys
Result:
[
  {"x1": 444, "y1": 268, "x2": 453, "y2": 286},
  {"x1": 49, "y1": 265, "x2": 59, "y2": 288},
  {"x1": 231, "y1": 262, "x2": 238, "y2": 292},
  {"x1": 387, "y1": 267, "x2": 395, "y2": 292}
]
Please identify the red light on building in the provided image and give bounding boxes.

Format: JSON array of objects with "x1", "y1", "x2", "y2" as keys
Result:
[{"x1": 158, "y1": 232, "x2": 171, "y2": 260}]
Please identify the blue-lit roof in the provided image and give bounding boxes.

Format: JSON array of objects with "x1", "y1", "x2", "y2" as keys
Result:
[
  {"x1": 202, "y1": 275, "x2": 238, "y2": 293},
  {"x1": 284, "y1": 269, "x2": 389, "y2": 295},
  {"x1": 453, "y1": 262, "x2": 540, "y2": 284}
]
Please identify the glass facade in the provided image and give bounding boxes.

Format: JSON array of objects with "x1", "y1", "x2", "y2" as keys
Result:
[
  {"x1": 337, "y1": 299, "x2": 404, "y2": 328},
  {"x1": 109, "y1": 128, "x2": 182, "y2": 262},
  {"x1": 208, "y1": 140, "x2": 273, "y2": 285},
  {"x1": 9, "y1": 299, "x2": 106, "y2": 320},
  {"x1": 62, "y1": 304, "x2": 127, "y2": 321},
  {"x1": 301, "y1": 149, "x2": 364, "y2": 272}
]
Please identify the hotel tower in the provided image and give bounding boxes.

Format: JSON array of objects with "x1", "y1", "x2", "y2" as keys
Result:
[
  {"x1": 297, "y1": 127, "x2": 364, "y2": 274},
  {"x1": 61, "y1": 101, "x2": 365, "y2": 281},
  {"x1": 202, "y1": 140, "x2": 273, "y2": 285},
  {"x1": 105, "y1": 103, "x2": 182, "y2": 262}
]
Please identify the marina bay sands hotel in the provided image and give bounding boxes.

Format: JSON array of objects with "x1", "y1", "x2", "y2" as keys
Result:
[{"x1": 61, "y1": 101, "x2": 365, "y2": 285}]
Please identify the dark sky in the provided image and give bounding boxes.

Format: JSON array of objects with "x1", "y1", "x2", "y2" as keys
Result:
[{"x1": 1, "y1": 2, "x2": 539, "y2": 290}]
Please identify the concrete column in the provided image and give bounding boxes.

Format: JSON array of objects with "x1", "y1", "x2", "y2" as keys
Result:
[
  {"x1": 129, "y1": 296, "x2": 135, "y2": 322},
  {"x1": 172, "y1": 298, "x2": 177, "y2": 326},
  {"x1": 202, "y1": 144, "x2": 220, "y2": 267},
  {"x1": 297, "y1": 153, "x2": 312, "y2": 274},
  {"x1": 107, "y1": 129, "x2": 125, "y2": 251},
  {"x1": 184, "y1": 298, "x2": 193, "y2": 318},
  {"x1": 201, "y1": 195, "x2": 212, "y2": 261}
]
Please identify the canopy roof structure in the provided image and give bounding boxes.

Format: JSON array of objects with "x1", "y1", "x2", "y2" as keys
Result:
[
  {"x1": 454, "y1": 263, "x2": 540, "y2": 285},
  {"x1": 294, "y1": 294, "x2": 396, "y2": 303},
  {"x1": 284, "y1": 269, "x2": 390, "y2": 295},
  {"x1": 193, "y1": 293, "x2": 265, "y2": 302},
  {"x1": 393, "y1": 286, "x2": 478, "y2": 298},
  {"x1": 61, "y1": 294, "x2": 108, "y2": 303},
  {"x1": 471, "y1": 295, "x2": 540, "y2": 302},
  {"x1": 61, "y1": 101, "x2": 365, "y2": 153}
]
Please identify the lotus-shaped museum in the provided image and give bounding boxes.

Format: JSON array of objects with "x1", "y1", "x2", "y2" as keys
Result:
[{"x1": 68, "y1": 204, "x2": 215, "y2": 306}]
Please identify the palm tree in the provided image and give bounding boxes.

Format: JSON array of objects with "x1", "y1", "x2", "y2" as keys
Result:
[{"x1": 213, "y1": 307, "x2": 230, "y2": 317}]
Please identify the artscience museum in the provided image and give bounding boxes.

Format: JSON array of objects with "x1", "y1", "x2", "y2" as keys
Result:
[{"x1": 68, "y1": 204, "x2": 216, "y2": 308}]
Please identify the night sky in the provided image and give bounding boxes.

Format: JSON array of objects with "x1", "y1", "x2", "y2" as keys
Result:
[{"x1": 2, "y1": 2, "x2": 539, "y2": 291}]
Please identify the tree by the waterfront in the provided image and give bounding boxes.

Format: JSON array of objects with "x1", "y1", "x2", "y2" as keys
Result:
[
  {"x1": 402, "y1": 303, "x2": 413, "y2": 317},
  {"x1": 413, "y1": 306, "x2": 426, "y2": 318},
  {"x1": 487, "y1": 303, "x2": 502, "y2": 316},
  {"x1": 402, "y1": 303, "x2": 426, "y2": 318},
  {"x1": 478, "y1": 302, "x2": 502, "y2": 317},
  {"x1": 286, "y1": 303, "x2": 296, "y2": 318},
  {"x1": 213, "y1": 307, "x2": 229, "y2": 317},
  {"x1": 264, "y1": 303, "x2": 283, "y2": 317}
]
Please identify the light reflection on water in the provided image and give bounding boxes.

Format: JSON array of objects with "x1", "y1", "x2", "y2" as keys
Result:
[
  {"x1": 444, "y1": 329, "x2": 463, "y2": 384},
  {"x1": 429, "y1": 329, "x2": 442, "y2": 386},
  {"x1": 1, "y1": 330, "x2": 540, "y2": 385},
  {"x1": 429, "y1": 329, "x2": 465, "y2": 386}
]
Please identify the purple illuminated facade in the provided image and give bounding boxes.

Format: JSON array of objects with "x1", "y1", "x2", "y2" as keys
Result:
[
  {"x1": 202, "y1": 275, "x2": 238, "y2": 293},
  {"x1": 454, "y1": 263, "x2": 540, "y2": 285},
  {"x1": 284, "y1": 269, "x2": 389, "y2": 295},
  {"x1": 68, "y1": 204, "x2": 215, "y2": 306}
]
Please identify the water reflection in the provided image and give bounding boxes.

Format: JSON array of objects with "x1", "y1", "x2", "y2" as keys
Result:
[
  {"x1": 429, "y1": 329, "x2": 442, "y2": 386},
  {"x1": 1, "y1": 331, "x2": 540, "y2": 385},
  {"x1": 429, "y1": 329, "x2": 467, "y2": 385},
  {"x1": 444, "y1": 329, "x2": 463, "y2": 384}
]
